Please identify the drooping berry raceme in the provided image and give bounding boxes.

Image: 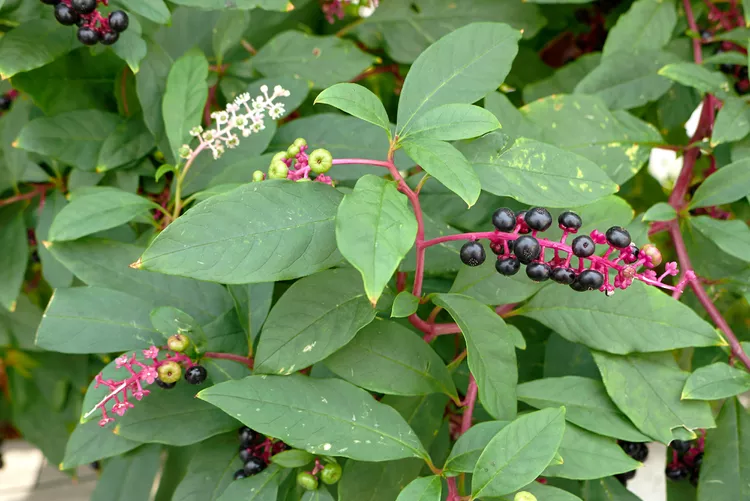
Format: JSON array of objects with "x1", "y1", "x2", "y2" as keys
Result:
[
  {"x1": 42, "y1": 0, "x2": 129, "y2": 46},
  {"x1": 665, "y1": 436, "x2": 705, "y2": 485}
]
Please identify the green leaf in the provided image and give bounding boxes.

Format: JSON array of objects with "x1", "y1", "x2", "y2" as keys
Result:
[
  {"x1": 593, "y1": 351, "x2": 716, "y2": 444},
  {"x1": 0, "y1": 206, "x2": 28, "y2": 312},
  {"x1": 690, "y1": 217, "x2": 750, "y2": 262},
  {"x1": 228, "y1": 282, "x2": 274, "y2": 344},
  {"x1": 392, "y1": 291, "x2": 420, "y2": 318},
  {"x1": 433, "y1": 293, "x2": 518, "y2": 420},
  {"x1": 401, "y1": 139, "x2": 481, "y2": 207},
  {"x1": 508, "y1": 482, "x2": 583, "y2": 501},
  {"x1": 172, "y1": 433, "x2": 242, "y2": 501},
  {"x1": 575, "y1": 50, "x2": 677, "y2": 110},
  {"x1": 397, "y1": 22, "x2": 520, "y2": 135},
  {"x1": 254, "y1": 32, "x2": 375, "y2": 89},
  {"x1": 697, "y1": 398, "x2": 750, "y2": 501},
  {"x1": 16, "y1": 110, "x2": 121, "y2": 171},
  {"x1": 517, "y1": 376, "x2": 651, "y2": 442},
  {"x1": 0, "y1": 20, "x2": 77, "y2": 79},
  {"x1": 91, "y1": 445, "x2": 162, "y2": 501},
  {"x1": 542, "y1": 424, "x2": 641, "y2": 479},
  {"x1": 136, "y1": 43, "x2": 173, "y2": 157},
  {"x1": 682, "y1": 362, "x2": 750, "y2": 400},
  {"x1": 199, "y1": 375, "x2": 429, "y2": 461},
  {"x1": 689, "y1": 158, "x2": 750, "y2": 208},
  {"x1": 396, "y1": 476, "x2": 442, "y2": 501},
  {"x1": 711, "y1": 96, "x2": 750, "y2": 146},
  {"x1": 314, "y1": 83, "x2": 391, "y2": 136},
  {"x1": 112, "y1": 0, "x2": 170, "y2": 24},
  {"x1": 602, "y1": 0, "x2": 677, "y2": 56},
  {"x1": 213, "y1": 11, "x2": 250, "y2": 65},
  {"x1": 444, "y1": 421, "x2": 509, "y2": 474},
  {"x1": 518, "y1": 280, "x2": 725, "y2": 354},
  {"x1": 151, "y1": 306, "x2": 208, "y2": 353},
  {"x1": 48, "y1": 188, "x2": 156, "y2": 242},
  {"x1": 0, "y1": 295, "x2": 42, "y2": 350},
  {"x1": 61, "y1": 419, "x2": 141, "y2": 470},
  {"x1": 270, "y1": 449, "x2": 316, "y2": 468},
  {"x1": 35, "y1": 191, "x2": 73, "y2": 289},
  {"x1": 461, "y1": 136, "x2": 618, "y2": 207},
  {"x1": 162, "y1": 48, "x2": 209, "y2": 161},
  {"x1": 254, "y1": 268, "x2": 375, "y2": 374},
  {"x1": 472, "y1": 408, "x2": 566, "y2": 498},
  {"x1": 139, "y1": 181, "x2": 343, "y2": 283},
  {"x1": 402, "y1": 104, "x2": 501, "y2": 142},
  {"x1": 217, "y1": 465, "x2": 285, "y2": 501},
  {"x1": 112, "y1": 30, "x2": 148, "y2": 74},
  {"x1": 449, "y1": 257, "x2": 546, "y2": 305},
  {"x1": 336, "y1": 175, "x2": 417, "y2": 303},
  {"x1": 658, "y1": 63, "x2": 732, "y2": 96},
  {"x1": 97, "y1": 116, "x2": 154, "y2": 172},
  {"x1": 643, "y1": 202, "x2": 677, "y2": 222},
  {"x1": 523, "y1": 53, "x2": 602, "y2": 103},
  {"x1": 582, "y1": 477, "x2": 642, "y2": 500},
  {"x1": 323, "y1": 319, "x2": 458, "y2": 399}
]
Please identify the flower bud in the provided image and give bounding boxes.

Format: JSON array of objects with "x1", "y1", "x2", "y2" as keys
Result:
[{"x1": 293, "y1": 137, "x2": 307, "y2": 149}]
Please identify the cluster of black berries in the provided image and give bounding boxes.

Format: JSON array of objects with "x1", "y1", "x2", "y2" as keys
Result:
[
  {"x1": 41, "y1": 0, "x2": 129, "y2": 46},
  {"x1": 666, "y1": 439, "x2": 703, "y2": 486},
  {"x1": 233, "y1": 427, "x2": 290, "y2": 481},
  {"x1": 615, "y1": 441, "x2": 649, "y2": 485}
]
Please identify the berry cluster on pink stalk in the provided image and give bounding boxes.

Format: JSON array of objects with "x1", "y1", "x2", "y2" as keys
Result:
[
  {"x1": 41, "y1": 0, "x2": 130, "y2": 46},
  {"x1": 256, "y1": 138, "x2": 334, "y2": 185}
]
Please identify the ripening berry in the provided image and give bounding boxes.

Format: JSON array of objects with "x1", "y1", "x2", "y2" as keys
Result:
[
  {"x1": 526, "y1": 262, "x2": 551, "y2": 282},
  {"x1": 571, "y1": 235, "x2": 596, "y2": 258},
  {"x1": 297, "y1": 471, "x2": 319, "y2": 490},
  {"x1": 155, "y1": 379, "x2": 176, "y2": 390},
  {"x1": 252, "y1": 170, "x2": 265, "y2": 182},
  {"x1": 243, "y1": 456, "x2": 267, "y2": 476},
  {"x1": 640, "y1": 243, "x2": 663, "y2": 266},
  {"x1": 238, "y1": 426, "x2": 258, "y2": 447},
  {"x1": 496, "y1": 256, "x2": 520, "y2": 276},
  {"x1": 513, "y1": 235, "x2": 541, "y2": 264},
  {"x1": 320, "y1": 463, "x2": 342, "y2": 485},
  {"x1": 77, "y1": 27, "x2": 100, "y2": 46},
  {"x1": 233, "y1": 469, "x2": 248, "y2": 480},
  {"x1": 573, "y1": 269, "x2": 604, "y2": 291},
  {"x1": 54, "y1": 3, "x2": 79, "y2": 25},
  {"x1": 157, "y1": 361, "x2": 182, "y2": 384},
  {"x1": 108, "y1": 11, "x2": 129, "y2": 32},
  {"x1": 272, "y1": 151, "x2": 288, "y2": 163},
  {"x1": 184, "y1": 365, "x2": 208, "y2": 384},
  {"x1": 606, "y1": 226, "x2": 631, "y2": 248},
  {"x1": 558, "y1": 211, "x2": 582, "y2": 231},
  {"x1": 492, "y1": 208, "x2": 516, "y2": 232},
  {"x1": 268, "y1": 160, "x2": 289, "y2": 179},
  {"x1": 524, "y1": 207, "x2": 552, "y2": 232},
  {"x1": 666, "y1": 464, "x2": 690, "y2": 481},
  {"x1": 71, "y1": 0, "x2": 97, "y2": 14},
  {"x1": 460, "y1": 241, "x2": 485, "y2": 267},
  {"x1": 167, "y1": 334, "x2": 190, "y2": 353},
  {"x1": 309, "y1": 148, "x2": 334, "y2": 174},
  {"x1": 551, "y1": 267, "x2": 576, "y2": 285},
  {"x1": 100, "y1": 31, "x2": 119, "y2": 46}
]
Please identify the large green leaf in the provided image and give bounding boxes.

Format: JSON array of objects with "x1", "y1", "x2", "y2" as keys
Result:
[
  {"x1": 433, "y1": 293, "x2": 517, "y2": 420},
  {"x1": 172, "y1": 433, "x2": 242, "y2": 501},
  {"x1": 97, "y1": 116, "x2": 154, "y2": 172},
  {"x1": 217, "y1": 465, "x2": 285, "y2": 501},
  {"x1": 523, "y1": 54, "x2": 602, "y2": 103},
  {"x1": 449, "y1": 254, "x2": 546, "y2": 305},
  {"x1": 506, "y1": 483, "x2": 584, "y2": 501},
  {"x1": 254, "y1": 268, "x2": 376, "y2": 374},
  {"x1": 90, "y1": 445, "x2": 162, "y2": 501},
  {"x1": 681, "y1": 362, "x2": 750, "y2": 400},
  {"x1": 323, "y1": 319, "x2": 458, "y2": 399},
  {"x1": 602, "y1": 0, "x2": 677, "y2": 56},
  {"x1": 0, "y1": 20, "x2": 77, "y2": 79},
  {"x1": 336, "y1": 175, "x2": 417, "y2": 303},
  {"x1": 444, "y1": 421, "x2": 509, "y2": 474},
  {"x1": 314, "y1": 84, "x2": 391, "y2": 136},
  {"x1": 61, "y1": 419, "x2": 141, "y2": 470},
  {"x1": 402, "y1": 104, "x2": 501, "y2": 142},
  {"x1": 592, "y1": 352, "x2": 716, "y2": 444},
  {"x1": 212, "y1": 10, "x2": 251, "y2": 65},
  {"x1": 658, "y1": 63, "x2": 732, "y2": 96},
  {"x1": 711, "y1": 96, "x2": 750, "y2": 146},
  {"x1": 582, "y1": 477, "x2": 642, "y2": 500},
  {"x1": 169, "y1": 0, "x2": 286, "y2": 8},
  {"x1": 689, "y1": 159, "x2": 750, "y2": 208},
  {"x1": 139, "y1": 181, "x2": 343, "y2": 283},
  {"x1": 112, "y1": 0, "x2": 170, "y2": 23},
  {"x1": 396, "y1": 476, "x2": 442, "y2": 501},
  {"x1": 472, "y1": 408, "x2": 566, "y2": 498},
  {"x1": 517, "y1": 376, "x2": 650, "y2": 442},
  {"x1": 0, "y1": 206, "x2": 28, "y2": 312},
  {"x1": 35, "y1": 191, "x2": 74, "y2": 289},
  {"x1": 136, "y1": 43, "x2": 173, "y2": 157},
  {"x1": 690, "y1": 217, "x2": 750, "y2": 262},
  {"x1": 518, "y1": 280, "x2": 725, "y2": 354},
  {"x1": 0, "y1": 100, "x2": 46, "y2": 194},
  {"x1": 199, "y1": 375, "x2": 429, "y2": 461},
  {"x1": 396, "y1": 22, "x2": 521, "y2": 135}
]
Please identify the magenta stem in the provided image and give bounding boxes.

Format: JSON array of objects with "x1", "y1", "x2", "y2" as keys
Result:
[
  {"x1": 204, "y1": 352, "x2": 254, "y2": 369},
  {"x1": 461, "y1": 375, "x2": 477, "y2": 434}
]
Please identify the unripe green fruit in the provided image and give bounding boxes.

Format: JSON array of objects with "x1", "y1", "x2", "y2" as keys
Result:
[
  {"x1": 320, "y1": 463, "x2": 342, "y2": 485},
  {"x1": 157, "y1": 361, "x2": 182, "y2": 384},
  {"x1": 293, "y1": 138, "x2": 307, "y2": 148},
  {"x1": 287, "y1": 144, "x2": 301, "y2": 157},
  {"x1": 272, "y1": 151, "x2": 288, "y2": 164},
  {"x1": 154, "y1": 150, "x2": 166, "y2": 163},
  {"x1": 309, "y1": 148, "x2": 333, "y2": 174},
  {"x1": 252, "y1": 170, "x2": 265, "y2": 182},
  {"x1": 515, "y1": 492, "x2": 537, "y2": 501},
  {"x1": 640, "y1": 243, "x2": 663, "y2": 266},
  {"x1": 297, "y1": 472, "x2": 318, "y2": 491},
  {"x1": 167, "y1": 334, "x2": 190, "y2": 353},
  {"x1": 268, "y1": 161, "x2": 289, "y2": 180}
]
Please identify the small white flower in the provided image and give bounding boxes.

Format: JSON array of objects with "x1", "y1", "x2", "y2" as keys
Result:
[
  {"x1": 233, "y1": 115, "x2": 248, "y2": 128},
  {"x1": 648, "y1": 148, "x2": 683, "y2": 188},
  {"x1": 260, "y1": 84, "x2": 269, "y2": 94},
  {"x1": 235, "y1": 93, "x2": 251, "y2": 105},
  {"x1": 359, "y1": 4, "x2": 376, "y2": 17},
  {"x1": 179, "y1": 145, "x2": 193, "y2": 159},
  {"x1": 202, "y1": 130, "x2": 216, "y2": 142},
  {"x1": 226, "y1": 135, "x2": 240, "y2": 148},
  {"x1": 214, "y1": 111, "x2": 229, "y2": 124},
  {"x1": 226, "y1": 103, "x2": 240, "y2": 113},
  {"x1": 269, "y1": 103, "x2": 286, "y2": 120},
  {"x1": 189, "y1": 126, "x2": 203, "y2": 136}
]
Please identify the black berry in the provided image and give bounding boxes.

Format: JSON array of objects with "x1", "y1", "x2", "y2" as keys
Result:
[
  {"x1": 233, "y1": 469, "x2": 248, "y2": 480},
  {"x1": 238, "y1": 426, "x2": 258, "y2": 447},
  {"x1": 0, "y1": 97, "x2": 10, "y2": 111},
  {"x1": 54, "y1": 3, "x2": 79, "y2": 25},
  {"x1": 108, "y1": 10, "x2": 129, "y2": 32},
  {"x1": 184, "y1": 365, "x2": 207, "y2": 384},
  {"x1": 460, "y1": 241, "x2": 486, "y2": 267},
  {"x1": 243, "y1": 456, "x2": 267, "y2": 476},
  {"x1": 239, "y1": 447, "x2": 253, "y2": 463},
  {"x1": 513, "y1": 235, "x2": 541, "y2": 264},
  {"x1": 574, "y1": 270, "x2": 604, "y2": 291},
  {"x1": 571, "y1": 235, "x2": 596, "y2": 258},
  {"x1": 100, "y1": 31, "x2": 119, "y2": 45},
  {"x1": 666, "y1": 464, "x2": 690, "y2": 481},
  {"x1": 496, "y1": 256, "x2": 520, "y2": 276},
  {"x1": 77, "y1": 27, "x2": 100, "y2": 45},
  {"x1": 558, "y1": 211, "x2": 582, "y2": 231},
  {"x1": 492, "y1": 208, "x2": 516, "y2": 232},
  {"x1": 670, "y1": 440, "x2": 691, "y2": 454},
  {"x1": 526, "y1": 262, "x2": 551, "y2": 282},
  {"x1": 155, "y1": 379, "x2": 176, "y2": 390},
  {"x1": 693, "y1": 452, "x2": 703, "y2": 468},
  {"x1": 41, "y1": 0, "x2": 61, "y2": 4},
  {"x1": 615, "y1": 470, "x2": 636, "y2": 484},
  {"x1": 605, "y1": 226, "x2": 631, "y2": 249},
  {"x1": 490, "y1": 239, "x2": 514, "y2": 255},
  {"x1": 524, "y1": 207, "x2": 552, "y2": 232},
  {"x1": 631, "y1": 443, "x2": 649, "y2": 462},
  {"x1": 71, "y1": 0, "x2": 97, "y2": 14},
  {"x1": 551, "y1": 267, "x2": 576, "y2": 285}
]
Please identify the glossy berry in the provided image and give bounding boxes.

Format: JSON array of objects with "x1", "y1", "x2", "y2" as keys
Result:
[
  {"x1": 309, "y1": 148, "x2": 333, "y2": 174},
  {"x1": 233, "y1": 469, "x2": 248, "y2": 480},
  {"x1": 496, "y1": 256, "x2": 520, "y2": 276},
  {"x1": 155, "y1": 379, "x2": 176, "y2": 390},
  {"x1": 558, "y1": 211, "x2": 582, "y2": 231},
  {"x1": 571, "y1": 235, "x2": 596, "y2": 258},
  {"x1": 460, "y1": 241, "x2": 485, "y2": 267},
  {"x1": 492, "y1": 208, "x2": 516, "y2": 232},
  {"x1": 631, "y1": 443, "x2": 649, "y2": 462},
  {"x1": 54, "y1": 3, "x2": 79, "y2": 25},
  {"x1": 297, "y1": 471, "x2": 319, "y2": 491},
  {"x1": 490, "y1": 239, "x2": 514, "y2": 256},
  {"x1": 666, "y1": 464, "x2": 690, "y2": 481},
  {"x1": 575, "y1": 269, "x2": 604, "y2": 291},
  {"x1": 605, "y1": 226, "x2": 631, "y2": 248},
  {"x1": 108, "y1": 10, "x2": 129, "y2": 32},
  {"x1": 320, "y1": 462, "x2": 342, "y2": 485},
  {"x1": 77, "y1": 27, "x2": 100, "y2": 46},
  {"x1": 516, "y1": 210, "x2": 530, "y2": 234},
  {"x1": 513, "y1": 235, "x2": 541, "y2": 264},
  {"x1": 526, "y1": 262, "x2": 551, "y2": 282},
  {"x1": 238, "y1": 426, "x2": 258, "y2": 447},
  {"x1": 167, "y1": 334, "x2": 190, "y2": 353},
  {"x1": 184, "y1": 365, "x2": 208, "y2": 384},
  {"x1": 551, "y1": 267, "x2": 576, "y2": 285},
  {"x1": 0, "y1": 96, "x2": 10, "y2": 111},
  {"x1": 239, "y1": 447, "x2": 253, "y2": 463},
  {"x1": 243, "y1": 456, "x2": 267, "y2": 476},
  {"x1": 615, "y1": 470, "x2": 636, "y2": 484},
  {"x1": 71, "y1": 0, "x2": 97, "y2": 14},
  {"x1": 670, "y1": 440, "x2": 691, "y2": 454},
  {"x1": 524, "y1": 207, "x2": 552, "y2": 232},
  {"x1": 100, "y1": 31, "x2": 119, "y2": 46},
  {"x1": 157, "y1": 361, "x2": 182, "y2": 384}
]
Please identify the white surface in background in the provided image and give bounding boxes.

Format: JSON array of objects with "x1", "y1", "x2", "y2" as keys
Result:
[{"x1": 628, "y1": 442, "x2": 667, "y2": 501}]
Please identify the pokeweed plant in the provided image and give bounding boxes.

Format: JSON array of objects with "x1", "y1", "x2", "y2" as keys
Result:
[{"x1": 0, "y1": 1, "x2": 749, "y2": 500}]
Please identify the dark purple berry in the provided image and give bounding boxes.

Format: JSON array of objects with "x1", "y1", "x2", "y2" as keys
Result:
[
  {"x1": 155, "y1": 378, "x2": 176, "y2": 390},
  {"x1": 524, "y1": 207, "x2": 552, "y2": 232},
  {"x1": 666, "y1": 464, "x2": 690, "y2": 481},
  {"x1": 41, "y1": 0, "x2": 61, "y2": 4},
  {"x1": 184, "y1": 365, "x2": 207, "y2": 384},
  {"x1": 496, "y1": 256, "x2": 520, "y2": 276},
  {"x1": 460, "y1": 241, "x2": 485, "y2": 267},
  {"x1": 54, "y1": 3, "x2": 80, "y2": 25},
  {"x1": 575, "y1": 269, "x2": 604, "y2": 291},
  {"x1": 571, "y1": 235, "x2": 596, "y2": 258},
  {"x1": 0, "y1": 96, "x2": 10, "y2": 111},
  {"x1": 693, "y1": 452, "x2": 703, "y2": 468},
  {"x1": 605, "y1": 226, "x2": 631, "y2": 249},
  {"x1": 71, "y1": 0, "x2": 97, "y2": 14},
  {"x1": 551, "y1": 267, "x2": 576, "y2": 285},
  {"x1": 238, "y1": 426, "x2": 258, "y2": 447},
  {"x1": 234, "y1": 469, "x2": 248, "y2": 480},
  {"x1": 492, "y1": 208, "x2": 516, "y2": 232},
  {"x1": 100, "y1": 31, "x2": 119, "y2": 45},
  {"x1": 490, "y1": 240, "x2": 514, "y2": 255},
  {"x1": 558, "y1": 211, "x2": 582, "y2": 231},
  {"x1": 670, "y1": 440, "x2": 691, "y2": 454},
  {"x1": 243, "y1": 456, "x2": 267, "y2": 476},
  {"x1": 513, "y1": 235, "x2": 541, "y2": 264},
  {"x1": 108, "y1": 10, "x2": 129, "y2": 32},
  {"x1": 239, "y1": 447, "x2": 254, "y2": 463},
  {"x1": 616, "y1": 470, "x2": 636, "y2": 484},
  {"x1": 77, "y1": 27, "x2": 100, "y2": 45},
  {"x1": 631, "y1": 443, "x2": 649, "y2": 462},
  {"x1": 526, "y1": 262, "x2": 551, "y2": 282}
]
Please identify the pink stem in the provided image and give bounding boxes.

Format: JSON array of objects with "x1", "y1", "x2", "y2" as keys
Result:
[
  {"x1": 331, "y1": 158, "x2": 391, "y2": 168},
  {"x1": 447, "y1": 477, "x2": 460, "y2": 501},
  {"x1": 461, "y1": 375, "x2": 478, "y2": 434},
  {"x1": 684, "y1": 0, "x2": 703, "y2": 63},
  {"x1": 204, "y1": 352, "x2": 254, "y2": 369}
]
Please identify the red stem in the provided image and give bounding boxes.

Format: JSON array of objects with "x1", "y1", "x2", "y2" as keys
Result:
[
  {"x1": 684, "y1": 0, "x2": 703, "y2": 63},
  {"x1": 447, "y1": 477, "x2": 460, "y2": 501},
  {"x1": 0, "y1": 184, "x2": 54, "y2": 208},
  {"x1": 203, "y1": 352, "x2": 254, "y2": 370}
]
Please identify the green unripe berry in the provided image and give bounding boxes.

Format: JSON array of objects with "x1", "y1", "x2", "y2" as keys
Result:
[
  {"x1": 268, "y1": 161, "x2": 289, "y2": 180},
  {"x1": 154, "y1": 150, "x2": 166, "y2": 163},
  {"x1": 309, "y1": 148, "x2": 333, "y2": 174},
  {"x1": 167, "y1": 334, "x2": 190, "y2": 353},
  {"x1": 320, "y1": 463, "x2": 342, "y2": 485},
  {"x1": 157, "y1": 361, "x2": 182, "y2": 384},
  {"x1": 514, "y1": 492, "x2": 537, "y2": 501},
  {"x1": 296, "y1": 472, "x2": 318, "y2": 491},
  {"x1": 272, "y1": 151, "x2": 287, "y2": 164},
  {"x1": 293, "y1": 138, "x2": 307, "y2": 149},
  {"x1": 287, "y1": 144, "x2": 301, "y2": 157},
  {"x1": 252, "y1": 170, "x2": 265, "y2": 182}
]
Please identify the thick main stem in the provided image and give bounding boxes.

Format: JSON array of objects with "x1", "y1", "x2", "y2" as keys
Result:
[{"x1": 204, "y1": 352, "x2": 254, "y2": 370}]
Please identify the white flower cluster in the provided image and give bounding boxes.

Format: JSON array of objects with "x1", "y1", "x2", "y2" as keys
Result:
[{"x1": 180, "y1": 84, "x2": 291, "y2": 160}]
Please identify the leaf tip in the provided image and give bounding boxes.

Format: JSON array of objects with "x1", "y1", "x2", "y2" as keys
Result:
[
  {"x1": 41, "y1": 240, "x2": 52, "y2": 249},
  {"x1": 286, "y1": 1, "x2": 295, "y2": 11},
  {"x1": 8, "y1": 300, "x2": 16, "y2": 313},
  {"x1": 129, "y1": 258, "x2": 143, "y2": 270}
]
